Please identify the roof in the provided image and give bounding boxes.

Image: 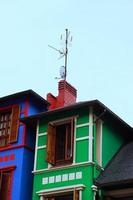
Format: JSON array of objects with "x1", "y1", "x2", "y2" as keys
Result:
[
  {"x1": 95, "y1": 142, "x2": 133, "y2": 188},
  {"x1": 20, "y1": 99, "x2": 132, "y2": 132},
  {"x1": 0, "y1": 89, "x2": 49, "y2": 105}
]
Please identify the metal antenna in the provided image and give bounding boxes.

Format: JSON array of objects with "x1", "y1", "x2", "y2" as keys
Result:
[{"x1": 48, "y1": 29, "x2": 72, "y2": 80}]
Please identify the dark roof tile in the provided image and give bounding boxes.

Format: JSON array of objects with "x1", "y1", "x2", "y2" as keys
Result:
[
  {"x1": 95, "y1": 142, "x2": 133, "y2": 188},
  {"x1": 0, "y1": 89, "x2": 49, "y2": 105}
]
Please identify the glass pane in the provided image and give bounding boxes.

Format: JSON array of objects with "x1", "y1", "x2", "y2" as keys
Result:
[
  {"x1": 55, "y1": 124, "x2": 66, "y2": 161},
  {"x1": 0, "y1": 112, "x2": 11, "y2": 133},
  {"x1": 1, "y1": 115, "x2": 4, "y2": 122},
  {"x1": 8, "y1": 128, "x2": 10, "y2": 134}
]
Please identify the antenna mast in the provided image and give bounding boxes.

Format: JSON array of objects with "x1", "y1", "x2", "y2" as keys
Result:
[
  {"x1": 64, "y1": 29, "x2": 68, "y2": 80},
  {"x1": 48, "y1": 28, "x2": 72, "y2": 80}
]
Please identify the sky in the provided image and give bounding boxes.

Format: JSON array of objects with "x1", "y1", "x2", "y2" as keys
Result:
[{"x1": 0, "y1": 0, "x2": 133, "y2": 126}]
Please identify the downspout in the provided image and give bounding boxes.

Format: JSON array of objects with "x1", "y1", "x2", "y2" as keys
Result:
[{"x1": 92, "y1": 109, "x2": 107, "y2": 199}]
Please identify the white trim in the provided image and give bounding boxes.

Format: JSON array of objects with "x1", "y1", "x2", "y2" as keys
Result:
[
  {"x1": 76, "y1": 136, "x2": 89, "y2": 141},
  {"x1": 93, "y1": 191, "x2": 96, "y2": 200},
  {"x1": 48, "y1": 163, "x2": 52, "y2": 169},
  {"x1": 79, "y1": 190, "x2": 82, "y2": 200},
  {"x1": 34, "y1": 120, "x2": 39, "y2": 171},
  {"x1": 91, "y1": 185, "x2": 98, "y2": 192},
  {"x1": 92, "y1": 185, "x2": 97, "y2": 200},
  {"x1": 32, "y1": 161, "x2": 94, "y2": 174},
  {"x1": 89, "y1": 107, "x2": 93, "y2": 162},
  {"x1": 89, "y1": 135, "x2": 94, "y2": 140},
  {"x1": 37, "y1": 184, "x2": 85, "y2": 196},
  {"x1": 76, "y1": 122, "x2": 89, "y2": 128},
  {"x1": 38, "y1": 132, "x2": 47, "y2": 136},
  {"x1": 73, "y1": 118, "x2": 77, "y2": 164},
  {"x1": 42, "y1": 171, "x2": 82, "y2": 185},
  {"x1": 37, "y1": 145, "x2": 46, "y2": 150},
  {"x1": 40, "y1": 196, "x2": 44, "y2": 200}
]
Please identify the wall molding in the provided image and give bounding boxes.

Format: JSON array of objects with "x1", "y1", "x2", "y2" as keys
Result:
[
  {"x1": 42, "y1": 171, "x2": 82, "y2": 185},
  {"x1": 33, "y1": 161, "x2": 94, "y2": 174},
  {"x1": 37, "y1": 184, "x2": 85, "y2": 196}
]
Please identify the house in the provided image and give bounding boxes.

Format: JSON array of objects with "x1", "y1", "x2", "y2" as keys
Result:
[
  {"x1": 0, "y1": 90, "x2": 49, "y2": 200},
  {"x1": 21, "y1": 81, "x2": 133, "y2": 200}
]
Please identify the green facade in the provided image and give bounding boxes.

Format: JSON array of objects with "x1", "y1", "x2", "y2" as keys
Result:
[{"x1": 32, "y1": 106, "x2": 125, "y2": 200}]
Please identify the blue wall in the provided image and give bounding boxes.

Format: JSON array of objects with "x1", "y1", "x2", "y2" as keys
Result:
[
  {"x1": 0, "y1": 148, "x2": 23, "y2": 199},
  {"x1": 20, "y1": 148, "x2": 35, "y2": 200},
  {"x1": 0, "y1": 93, "x2": 48, "y2": 200}
]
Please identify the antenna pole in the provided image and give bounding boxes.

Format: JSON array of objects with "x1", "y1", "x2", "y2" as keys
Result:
[
  {"x1": 65, "y1": 29, "x2": 68, "y2": 80},
  {"x1": 48, "y1": 28, "x2": 72, "y2": 80}
]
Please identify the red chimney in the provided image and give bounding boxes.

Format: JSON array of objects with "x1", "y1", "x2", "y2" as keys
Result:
[{"x1": 47, "y1": 80, "x2": 77, "y2": 110}]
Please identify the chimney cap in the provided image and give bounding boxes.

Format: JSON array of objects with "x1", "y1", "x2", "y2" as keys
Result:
[{"x1": 58, "y1": 80, "x2": 77, "y2": 97}]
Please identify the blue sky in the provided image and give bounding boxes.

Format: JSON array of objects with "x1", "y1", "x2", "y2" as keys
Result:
[{"x1": 0, "y1": 0, "x2": 133, "y2": 126}]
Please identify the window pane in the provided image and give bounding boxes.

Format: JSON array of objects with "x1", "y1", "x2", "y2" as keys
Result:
[
  {"x1": 55, "y1": 121, "x2": 73, "y2": 164},
  {"x1": 66, "y1": 124, "x2": 72, "y2": 158},
  {"x1": 44, "y1": 193, "x2": 73, "y2": 200},
  {"x1": 55, "y1": 124, "x2": 66, "y2": 161},
  {"x1": 0, "y1": 111, "x2": 11, "y2": 147},
  {"x1": 55, "y1": 194, "x2": 73, "y2": 200},
  {"x1": 0, "y1": 172, "x2": 11, "y2": 200}
]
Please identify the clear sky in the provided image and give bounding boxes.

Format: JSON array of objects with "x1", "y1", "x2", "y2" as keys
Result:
[{"x1": 0, "y1": 0, "x2": 133, "y2": 126}]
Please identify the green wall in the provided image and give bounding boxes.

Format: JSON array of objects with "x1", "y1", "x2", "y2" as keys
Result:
[
  {"x1": 36, "y1": 108, "x2": 90, "y2": 171},
  {"x1": 102, "y1": 123, "x2": 124, "y2": 167},
  {"x1": 32, "y1": 106, "x2": 126, "y2": 200},
  {"x1": 32, "y1": 165, "x2": 94, "y2": 200}
]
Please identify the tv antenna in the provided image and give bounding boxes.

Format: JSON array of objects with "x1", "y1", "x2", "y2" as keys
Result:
[{"x1": 48, "y1": 29, "x2": 72, "y2": 80}]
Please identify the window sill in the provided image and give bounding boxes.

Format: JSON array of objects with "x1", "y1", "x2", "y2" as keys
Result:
[
  {"x1": 52, "y1": 159, "x2": 73, "y2": 167},
  {"x1": 33, "y1": 161, "x2": 95, "y2": 174},
  {"x1": 0, "y1": 144, "x2": 11, "y2": 149}
]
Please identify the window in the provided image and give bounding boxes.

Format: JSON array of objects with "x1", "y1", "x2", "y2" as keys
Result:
[
  {"x1": 0, "y1": 111, "x2": 11, "y2": 146},
  {"x1": 0, "y1": 171, "x2": 12, "y2": 200},
  {"x1": 44, "y1": 191, "x2": 79, "y2": 200},
  {"x1": 96, "y1": 119, "x2": 102, "y2": 166},
  {"x1": 46, "y1": 118, "x2": 74, "y2": 166},
  {"x1": 0, "y1": 105, "x2": 20, "y2": 147}
]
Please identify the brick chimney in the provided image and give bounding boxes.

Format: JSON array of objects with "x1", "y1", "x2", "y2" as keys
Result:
[{"x1": 47, "y1": 80, "x2": 77, "y2": 110}]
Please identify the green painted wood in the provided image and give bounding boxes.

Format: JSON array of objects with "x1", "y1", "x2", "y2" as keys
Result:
[
  {"x1": 76, "y1": 109, "x2": 89, "y2": 125},
  {"x1": 38, "y1": 135, "x2": 47, "y2": 147},
  {"x1": 39, "y1": 122, "x2": 48, "y2": 133},
  {"x1": 36, "y1": 149, "x2": 48, "y2": 170},
  {"x1": 76, "y1": 126, "x2": 89, "y2": 138},
  {"x1": 76, "y1": 140, "x2": 89, "y2": 163},
  {"x1": 102, "y1": 123, "x2": 124, "y2": 167},
  {"x1": 32, "y1": 165, "x2": 93, "y2": 200}
]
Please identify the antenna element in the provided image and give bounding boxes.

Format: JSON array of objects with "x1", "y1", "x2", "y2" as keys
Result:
[{"x1": 48, "y1": 29, "x2": 72, "y2": 80}]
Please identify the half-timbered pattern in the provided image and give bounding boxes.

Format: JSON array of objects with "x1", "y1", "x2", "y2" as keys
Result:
[{"x1": 0, "y1": 90, "x2": 48, "y2": 200}]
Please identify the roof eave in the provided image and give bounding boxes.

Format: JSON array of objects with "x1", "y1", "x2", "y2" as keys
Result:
[
  {"x1": 95, "y1": 178, "x2": 133, "y2": 189},
  {"x1": 0, "y1": 89, "x2": 49, "y2": 106},
  {"x1": 20, "y1": 99, "x2": 133, "y2": 132}
]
